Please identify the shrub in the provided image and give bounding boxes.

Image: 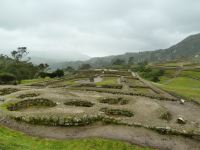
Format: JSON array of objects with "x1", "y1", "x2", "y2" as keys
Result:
[
  {"x1": 160, "y1": 111, "x2": 172, "y2": 121},
  {"x1": 53, "y1": 69, "x2": 64, "y2": 78},
  {"x1": 100, "y1": 84, "x2": 122, "y2": 89},
  {"x1": 0, "y1": 88, "x2": 19, "y2": 96},
  {"x1": 64, "y1": 100, "x2": 94, "y2": 107},
  {"x1": 100, "y1": 108, "x2": 134, "y2": 117},
  {"x1": 40, "y1": 69, "x2": 64, "y2": 78},
  {"x1": 73, "y1": 83, "x2": 96, "y2": 88},
  {"x1": 17, "y1": 93, "x2": 40, "y2": 99},
  {"x1": 0, "y1": 73, "x2": 16, "y2": 84},
  {"x1": 99, "y1": 97, "x2": 129, "y2": 105},
  {"x1": 79, "y1": 64, "x2": 91, "y2": 70},
  {"x1": 111, "y1": 59, "x2": 125, "y2": 65}
]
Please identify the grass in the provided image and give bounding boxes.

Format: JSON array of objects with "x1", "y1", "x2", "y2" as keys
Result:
[
  {"x1": 96, "y1": 77, "x2": 118, "y2": 86},
  {"x1": 179, "y1": 70, "x2": 200, "y2": 79},
  {"x1": 158, "y1": 76, "x2": 171, "y2": 84},
  {"x1": 162, "y1": 69, "x2": 176, "y2": 77},
  {"x1": 0, "y1": 125, "x2": 152, "y2": 150},
  {"x1": 20, "y1": 78, "x2": 52, "y2": 85},
  {"x1": 164, "y1": 77, "x2": 200, "y2": 88},
  {"x1": 63, "y1": 80, "x2": 77, "y2": 86},
  {"x1": 130, "y1": 87, "x2": 151, "y2": 94},
  {"x1": 156, "y1": 77, "x2": 200, "y2": 102},
  {"x1": 128, "y1": 79, "x2": 144, "y2": 86}
]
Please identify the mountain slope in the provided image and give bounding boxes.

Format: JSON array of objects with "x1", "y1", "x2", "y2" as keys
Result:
[{"x1": 54, "y1": 33, "x2": 200, "y2": 69}]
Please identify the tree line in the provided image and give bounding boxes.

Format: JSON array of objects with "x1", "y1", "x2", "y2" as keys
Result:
[{"x1": 0, "y1": 47, "x2": 64, "y2": 84}]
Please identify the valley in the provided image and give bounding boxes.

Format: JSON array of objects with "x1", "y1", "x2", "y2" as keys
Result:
[{"x1": 0, "y1": 69, "x2": 199, "y2": 149}]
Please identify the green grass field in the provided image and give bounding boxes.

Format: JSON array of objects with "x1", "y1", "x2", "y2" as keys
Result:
[
  {"x1": 179, "y1": 70, "x2": 200, "y2": 79},
  {"x1": 0, "y1": 125, "x2": 151, "y2": 150},
  {"x1": 148, "y1": 61, "x2": 200, "y2": 103},
  {"x1": 96, "y1": 77, "x2": 118, "y2": 86},
  {"x1": 157, "y1": 77, "x2": 200, "y2": 102}
]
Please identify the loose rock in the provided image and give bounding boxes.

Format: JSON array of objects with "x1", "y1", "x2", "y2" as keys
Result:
[
  {"x1": 177, "y1": 117, "x2": 186, "y2": 124},
  {"x1": 180, "y1": 99, "x2": 185, "y2": 104}
]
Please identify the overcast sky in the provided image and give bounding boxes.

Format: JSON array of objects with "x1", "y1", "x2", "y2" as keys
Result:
[{"x1": 0, "y1": 0, "x2": 200, "y2": 59}]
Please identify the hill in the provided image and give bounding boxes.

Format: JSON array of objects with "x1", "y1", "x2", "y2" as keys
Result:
[{"x1": 55, "y1": 33, "x2": 200, "y2": 69}]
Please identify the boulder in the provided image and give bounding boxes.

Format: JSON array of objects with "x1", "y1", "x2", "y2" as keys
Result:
[
  {"x1": 177, "y1": 117, "x2": 186, "y2": 124},
  {"x1": 180, "y1": 99, "x2": 185, "y2": 104}
]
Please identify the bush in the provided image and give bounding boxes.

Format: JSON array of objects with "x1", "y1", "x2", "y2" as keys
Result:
[
  {"x1": 53, "y1": 69, "x2": 64, "y2": 78},
  {"x1": 79, "y1": 64, "x2": 91, "y2": 70},
  {"x1": 140, "y1": 68, "x2": 164, "y2": 82},
  {"x1": 160, "y1": 111, "x2": 172, "y2": 121},
  {"x1": 100, "y1": 84, "x2": 122, "y2": 89},
  {"x1": 73, "y1": 83, "x2": 96, "y2": 88},
  {"x1": 40, "y1": 69, "x2": 64, "y2": 78},
  {"x1": 111, "y1": 59, "x2": 125, "y2": 65},
  {"x1": 0, "y1": 88, "x2": 19, "y2": 96},
  {"x1": 99, "y1": 97, "x2": 129, "y2": 105},
  {"x1": 17, "y1": 93, "x2": 40, "y2": 99},
  {"x1": 64, "y1": 100, "x2": 94, "y2": 107},
  {"x1": 0, "y1": 73, "x2": 16, "y2": 84},
  {"x1": 100, "y1": 108, "x2": 134, "y2": 117}
]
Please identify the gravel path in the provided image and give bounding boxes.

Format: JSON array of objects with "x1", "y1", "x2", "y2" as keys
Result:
[{"x1": 0, "y1": 118, "x2": 200, "y2": 150}]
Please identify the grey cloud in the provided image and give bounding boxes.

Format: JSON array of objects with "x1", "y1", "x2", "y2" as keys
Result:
[{"x1": 0, "y1": 0, "x2": 199, "y2": 58}]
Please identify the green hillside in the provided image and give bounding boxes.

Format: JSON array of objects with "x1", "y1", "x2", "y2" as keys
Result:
[
  {"x1": 150, "y1": 62, "x2": 200, "y2": 103},
  {"x1": 56, "y1": 33, "x2": 200, "y2": 69}
]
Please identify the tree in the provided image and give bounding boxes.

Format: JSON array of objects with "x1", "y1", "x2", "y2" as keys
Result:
[
  {"x1": 54, "y1": 69, "x2": 64, "y2": 77},
  {"x1": 0, "y1": 73, "x2": 16, "y2": 84},
  {"x1": 38, "y1": 63, "x2": 49, "y2": 72},
  {"x1": 11, "y1": 47, "x2": 29, "y2": 62},
  {"x1": 39, "y1": 69, "x2": 64, "y2": 78},
  {"x1": 0, "y1": 48, "x2": 51, "y2": 83},
  {"x1": 128, "y1": 57, "x2": 135, "y2": 64},
  {"x1": 65, "y1": 66, "x2": 75, "y2": 72},
  {"x1": 79, "y1": 64, "x2": 91, "y2": 70},
  {"x1": 112, "y1": 59, "x2": 125, "y2": 65}
]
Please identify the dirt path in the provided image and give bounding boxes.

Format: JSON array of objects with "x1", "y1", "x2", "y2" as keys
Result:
[
  {"x1": 118, "y1": 76, "x2": 130, "y2": 91},
  {"x1": 0, "y1": 118, "x2": 199, "y2": 150}
]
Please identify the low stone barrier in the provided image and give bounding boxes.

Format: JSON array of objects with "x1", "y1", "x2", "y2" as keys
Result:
[
  {"x1": 64, "y1": 100, "x2": 94, "y2": 107},
  {"x1": 7, "y1": 98, "x2": 56, "y2": 111}
]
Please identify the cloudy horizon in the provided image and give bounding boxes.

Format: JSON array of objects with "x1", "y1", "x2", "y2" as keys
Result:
[{"x1": 0, "y1": 0, "x2": 200, "y2": 59}]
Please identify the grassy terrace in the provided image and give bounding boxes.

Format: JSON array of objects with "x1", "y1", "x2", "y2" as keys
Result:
[
  {"x1": 179, "y1": 70, "x2": 200, "y2": 79},
  {"x1": 157, "y1": 77, "x2": 200, "y2": 102},
  {"x1": 0, "y1": 125, "x2": 151, "y2": 150},
  {"x1": 147, "y1": 61, "x2": 200, "y2": 103}
]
